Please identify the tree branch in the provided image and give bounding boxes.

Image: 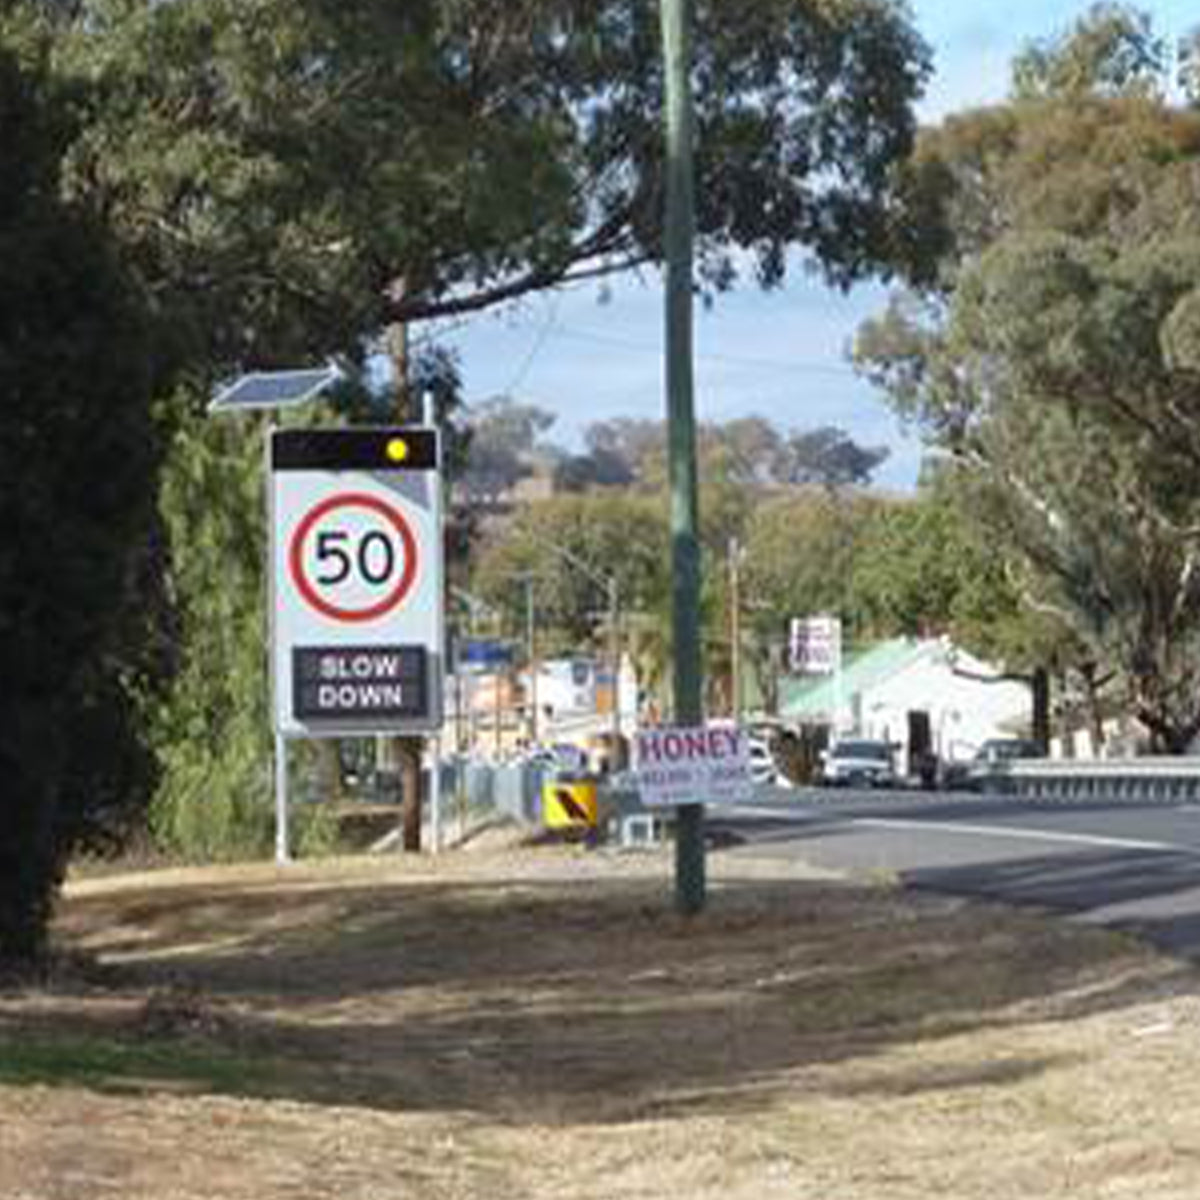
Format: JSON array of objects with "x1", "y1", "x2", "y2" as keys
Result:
[{"x1": 385, "y1": 225, "x2": 652, "y2": 325}]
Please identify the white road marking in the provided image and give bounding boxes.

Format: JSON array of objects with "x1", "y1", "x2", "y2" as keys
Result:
[
  {"x1": 853, "y1": 817, "x2": 1180, "y2": 854},
  {"x1": 719, "y1": 802, "x2": 1188, "y2": 853},
  {"x1": 723, "y1": 805, "x2": 822, "y2": 821}
]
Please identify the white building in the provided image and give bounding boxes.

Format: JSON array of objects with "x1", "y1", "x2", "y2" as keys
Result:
[{"x1": 779, "y1": 637, "x2": 1032, "y2": 774}]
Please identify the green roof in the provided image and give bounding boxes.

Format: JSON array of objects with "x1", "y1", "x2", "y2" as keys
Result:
[{"x1": 778, "y1": 638, "x2": 930, "y2": 721}]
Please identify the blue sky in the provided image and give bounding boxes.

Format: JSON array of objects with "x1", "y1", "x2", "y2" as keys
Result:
[{"x1": 430, "y1": 2, "x2": 1198, "y2": 492}]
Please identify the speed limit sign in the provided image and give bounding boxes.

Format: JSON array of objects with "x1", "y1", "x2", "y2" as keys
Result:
[
  {"x1": 270, "y1": 428, "x2": 442, "y2": 735},
  {"x1": 288, "y1": 492, "x2": 419, "y2": 622}
]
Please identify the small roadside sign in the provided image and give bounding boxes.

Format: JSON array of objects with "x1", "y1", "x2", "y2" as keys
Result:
[
  {"x1": 789, "y1": 614, "x2": 841, "y2": 675},
  {"x1": 634, "y1": 725, "x2": 753, "y2": 808},
  {"x1": 270, "y1": 427, "x2": 443, "y2": 736}
]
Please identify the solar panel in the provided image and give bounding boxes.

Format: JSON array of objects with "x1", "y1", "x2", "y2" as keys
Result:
[{"x1": 209, "y1": 366, "x2": 341, "y2": 412}]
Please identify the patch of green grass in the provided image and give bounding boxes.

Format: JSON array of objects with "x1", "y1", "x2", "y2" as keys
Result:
[{"x1": 0, "y1": 1033, "x2": 284, "y2": 1097}]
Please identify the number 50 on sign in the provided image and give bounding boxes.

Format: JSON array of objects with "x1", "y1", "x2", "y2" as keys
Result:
[{"x1": 288, "y1": 492, "x2": 419, "y2": 622}]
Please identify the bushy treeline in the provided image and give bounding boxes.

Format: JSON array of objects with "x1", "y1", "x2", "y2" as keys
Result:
[{"x1": 0, "y1": 48, "x2": 163, "y2": 964}]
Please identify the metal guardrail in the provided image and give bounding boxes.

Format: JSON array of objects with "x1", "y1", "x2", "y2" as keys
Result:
[{"x1": 1002, "y1": 757, "x2": 1200, "y2": 803}]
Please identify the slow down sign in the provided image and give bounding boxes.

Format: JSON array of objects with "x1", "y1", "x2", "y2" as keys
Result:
[
  {"x1": 292, "y1": 646, "x2": 427, "y2": 720},
  {"x1": 270, "y1": 428, "x2": 443, "y2": 736}
]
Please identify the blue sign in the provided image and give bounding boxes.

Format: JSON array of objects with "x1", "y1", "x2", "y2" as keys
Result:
[{"x1": 459, "y1": 638, "x2": 515, "y2": 667}]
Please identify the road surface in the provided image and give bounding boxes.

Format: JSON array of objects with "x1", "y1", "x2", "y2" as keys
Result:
[{"x1": 711, "y1": 786, "x2": 1200, "y2": 958}]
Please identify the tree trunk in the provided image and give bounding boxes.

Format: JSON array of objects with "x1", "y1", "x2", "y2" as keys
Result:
[
  {"x1": 315, "y1": 741, "x2": 344, "y2": 803},
  {"x1": 0, "y1": 728, "x2": 63, "y2": 970},
  {"x1": 1031, "y1": 666, "x2": 1051, "y2": 754},
  {"x1": 1079, "y1": 662, "x2": 1107, "y2": 756},
  {"x1": 1137, "y1": 705, "x2": 1200, "y2": 755},
  {"x1": 399, "y1": 737, "x2": 422, "y2": 851},
  {"x1": 1132, "y1": 663, "x2": 1200, "y2": 754}
]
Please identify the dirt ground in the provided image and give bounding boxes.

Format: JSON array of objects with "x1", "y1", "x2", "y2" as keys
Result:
[{"x1": 5, "y1": 829, "x2": 1200, "y2": 1199}]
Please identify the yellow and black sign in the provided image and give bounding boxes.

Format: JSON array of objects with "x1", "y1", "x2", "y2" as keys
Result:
[{"x1": 542, "y1": 779, "x2": 599, "y2": 829}]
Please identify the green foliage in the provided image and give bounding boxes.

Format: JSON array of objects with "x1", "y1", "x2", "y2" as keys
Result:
[
  {"x1": 34, "y1": 0, "x2": 929, "y2": 367},
  {"x1": 148, "y1": 364, "x2": 460, "y2": 862},
  {"x1": 475, "y1": 491, "x2": 670, "y2": 649},
  {"x1": 857, "y1": 25, "x2": 1200, "y2": 750},
  {"x1": 579, "y1": 415, "x2": 891, "y2": 495},
  {"x1": 552, "y1": 446, "x2": 635, "y2": 492},
  {"x1": 741, "y1": 490, "x2": 884, "y2": 639},
  {"x1": 147, "y1": 404, "x2": 274, "y2": 860},
  {"x1": 0, "y1": 43, "x2": 162, "y2": 963},
  {"x1": 470, "y1": 490, "x2": 678, "y2": 706},
  {"x1": 1011, "y1": 3, "x2": 1165, "y2": 101},
  {"x1": 476, "y1": 415, "x2": 903, "y2": 715},
  {"x1": 782, "y1": 426, "x2": 889, "y2": 489},
  {"x1": 0, "y1": 0, "x2": 932, "y2": 906},
  {"x1": 851, "y1": 478, "x2": 1075, "y2": 671}
]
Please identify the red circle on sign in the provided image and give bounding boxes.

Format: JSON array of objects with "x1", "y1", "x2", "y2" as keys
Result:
[{"x1": 288, "y1": 492, "x2": 419, "y2": 622}]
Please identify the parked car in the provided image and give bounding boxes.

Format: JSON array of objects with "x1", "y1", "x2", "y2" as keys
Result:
[
  {"x1": 819, "y1": 739, "x2": 896, "y2": 788},
  {"x1": 748, "y1": 736, "x2": 790, "y2": 788},
  {"x1": 945, "y1": 738, "x2": 1043, "y2": 792},
  {"x1": 522, "y1": 742, "x2": 589, "y2": 775}
]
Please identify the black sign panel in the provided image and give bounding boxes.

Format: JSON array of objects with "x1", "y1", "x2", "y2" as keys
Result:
[
  {"x1": 272, "y1": 428, "x2": 439, "y2": 472},
  {"x1": 293, "y1": 645, "x2": 428, "y2": 721}
]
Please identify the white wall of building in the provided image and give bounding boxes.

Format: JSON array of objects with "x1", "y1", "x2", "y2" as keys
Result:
[
  {"x1": 854, "y1": 643, "x2": 1032, "y2": 772},
  {"x1": 521, "y1": 655, "x2": 639, "y2": 738}
]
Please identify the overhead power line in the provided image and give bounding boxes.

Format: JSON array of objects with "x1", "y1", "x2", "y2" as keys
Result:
[{"x1": 553, "y1": 323, "x2": 858, "y2": 377}]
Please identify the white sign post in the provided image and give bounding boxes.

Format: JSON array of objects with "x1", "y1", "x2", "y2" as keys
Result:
[{"x1": 634, "y1": 725, "x2": 753, "y2": 808}]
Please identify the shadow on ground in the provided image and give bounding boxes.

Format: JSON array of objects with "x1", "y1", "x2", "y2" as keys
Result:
[{"x1": 1, "y1": 859, "x2": 1192, "y2": 1125}]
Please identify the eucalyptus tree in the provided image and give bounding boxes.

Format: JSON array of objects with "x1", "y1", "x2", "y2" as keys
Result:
[
  {"x1": 855, "y1": 4, "x2": 1200, "y2": 750},
  {"x1": 471, "y1": 492, "x2": 674, "y2": 716},
  {"x1": 18, "y1": 0, "x2": 932, "y2": 377},
  {"x1": 781, "y1": 426, "x2": 890, "y2": 490},
  {"x1": 458, "y1": 397, "x2": 558, "y2": 508}
]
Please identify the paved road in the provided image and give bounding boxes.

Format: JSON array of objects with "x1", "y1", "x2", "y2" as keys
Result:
[{"x1": 710, "y1": 786, "x2": 1200, "y2": 958}]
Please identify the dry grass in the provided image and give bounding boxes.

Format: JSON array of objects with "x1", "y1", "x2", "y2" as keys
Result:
[{"x1": 3, "y1": 834, "x2": 1200, "y2": 1198}]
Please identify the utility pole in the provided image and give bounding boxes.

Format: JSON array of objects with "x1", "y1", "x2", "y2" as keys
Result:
[
  {"x1": 661, "y1": 0, "x2": 706, "y2": 913},
  {"x1": 729, "y1": 537, "x2": 741, "y2": 722},
  {"x1": 608, "y1": 576, "x2": 621, "y2": 740},
  {"x1": 525, "y1": 573, "x2": 539, "y2": 746}
]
